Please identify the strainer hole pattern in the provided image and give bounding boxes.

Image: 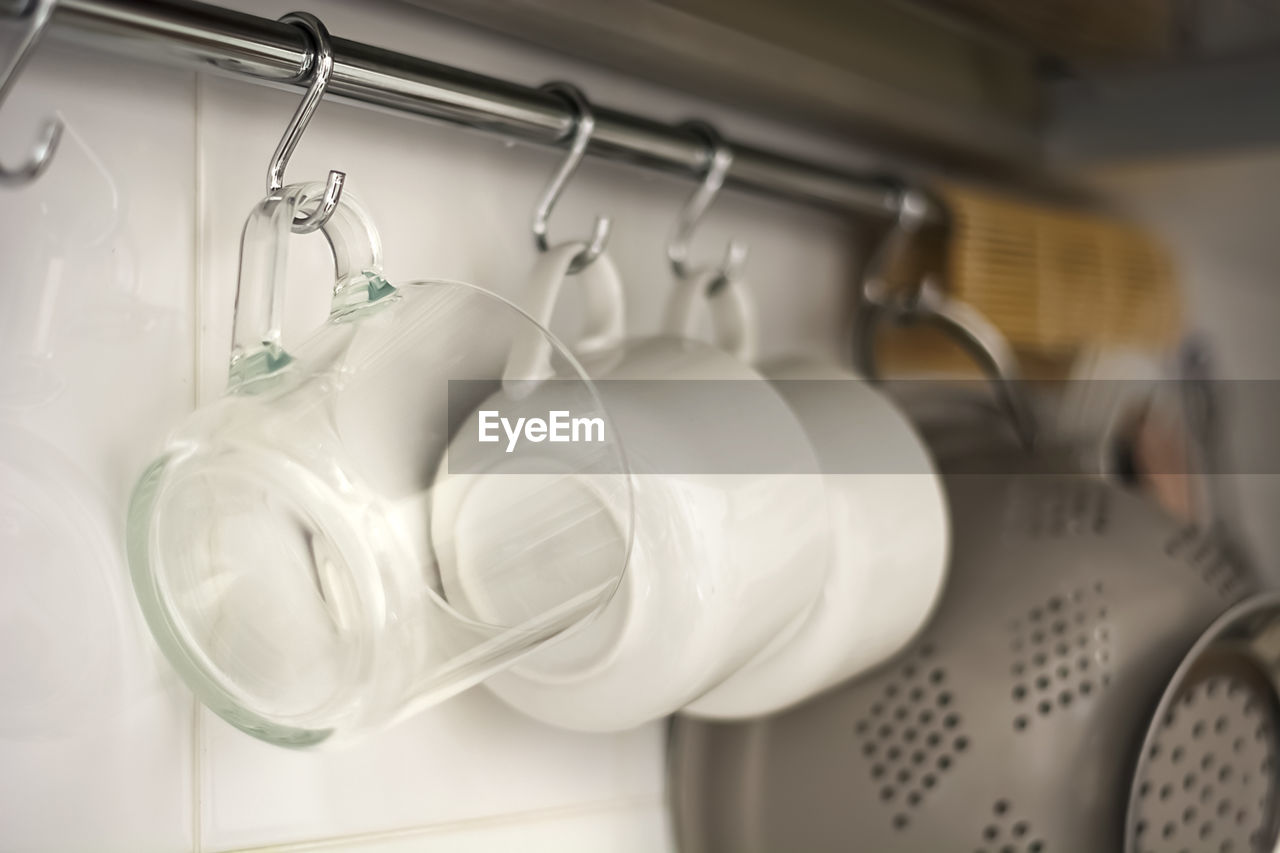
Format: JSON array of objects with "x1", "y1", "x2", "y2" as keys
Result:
[
  {"x1": 974, "y1": 799, "x2": 1045, "y2": 853},
  {"x1": 1130, "y1": 669, "x2": 1279, "y2": 853},
  {"x1": 1009, "y1": 580, "x2": 1112, "y2": 731},
  {"x1": 1163, "y1": 526, "x2": 1251, "y2": 604},
  {"x1": 1007, "y1": 479, "x2": 1110, "y2": 540},
  {"x1": 853, "y1": 638, "x2": 969, "y2": 830}
]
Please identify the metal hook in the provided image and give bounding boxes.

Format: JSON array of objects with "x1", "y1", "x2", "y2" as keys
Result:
[
  {"x1": 855, "y1": 185, "x2": 1037, "y2": 449},
  {"x1": 0, "y1": 0, "x2": 63, "y2": 187},
  {"x1": 266, "y1": 11, "x2": 344, "y2": 234},
  {"x1": 532, "y1": 82, "x2": 611, "y2": 274},
  {"x1": 667, "y1": 121, "x2": 748, "y2": 292},
  {"x1": 859, "y1": 185, "x2": 937, "y2": 306}
]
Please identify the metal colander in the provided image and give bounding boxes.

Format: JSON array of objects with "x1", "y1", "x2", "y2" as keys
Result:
[
  {"x1": 670, "y1": 240, "x2": 1272, "y2": 853},
  {"x1": 1127, "y1": 592, "x2": 1280, "y2": 853},
  {"x1": 669, "y1": 437, "x2": 1262, "y2": 853}
]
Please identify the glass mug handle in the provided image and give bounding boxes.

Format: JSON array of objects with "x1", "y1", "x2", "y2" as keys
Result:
[
  {"x1": 663, "y1": 268, "x2": 758, "y2": 362},
  {"x1": 504, "y1": 241, "x2": 626, "y2": 382},
  {"x1": 228, "y1": 182, "x2": 392, "y2": 388}
]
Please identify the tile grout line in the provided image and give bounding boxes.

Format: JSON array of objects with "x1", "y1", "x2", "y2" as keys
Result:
[
  {"x1": 191, "y1": 60, "x2": 204, "y2": 412},
  {"x1": 192, "y1": 702, "x2": 204, "y2": 853},
  {"x1": 215, "y1": 795, "x2": 668, "y2": 853},
  {"x1": 191, "y1": 68, "x2": 206, "y2": 853}
]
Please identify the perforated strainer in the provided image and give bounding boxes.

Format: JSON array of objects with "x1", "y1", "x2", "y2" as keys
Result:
[
  {"x1": 1126, "y1": 591, "x2": 1280, "y2": 853},
  {"x1": 670, "y1": 429, "x2": 1263, "y2": 852}
]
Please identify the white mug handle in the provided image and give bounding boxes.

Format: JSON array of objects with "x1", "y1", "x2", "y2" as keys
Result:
[
  {"x1": 663, "y1": 270, "x2": 758, "y2": 363},
  {"x1": 505, "y1": 241, "x2": 626, "y2": 381}
]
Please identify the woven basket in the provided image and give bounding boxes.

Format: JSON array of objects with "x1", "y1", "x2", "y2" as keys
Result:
[{"x1": 876, "y1": 183, "x2": 1182, "y2": 378}]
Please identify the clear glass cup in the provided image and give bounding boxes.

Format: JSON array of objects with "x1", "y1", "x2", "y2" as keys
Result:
[{"x1": 127, "y1": 183, "x2": 632, "y2": 747}]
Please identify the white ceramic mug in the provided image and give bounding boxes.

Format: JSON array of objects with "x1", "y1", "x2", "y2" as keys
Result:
[
  {"x1": 667, "y1": 273, "x2": 951, "y2": 719},
  {"x1": 434, "y1": 243, "x2": 830, "y2": 731}
]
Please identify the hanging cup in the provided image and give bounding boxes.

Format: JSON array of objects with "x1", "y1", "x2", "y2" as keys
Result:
[
  {"x1": 662, "y1": 271, "x2": 950, "y2": 720},
  {"x1": 453, "y1": 245, "x2": 830, "y2": 732},
  {"x1": 127, "y1": 184, "x2": 633, "y2": 747}
]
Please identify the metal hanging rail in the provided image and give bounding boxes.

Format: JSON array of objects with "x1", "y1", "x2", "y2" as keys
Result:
[{"x1": 0, "y1": 0, "x2": 928, "y2": 220}]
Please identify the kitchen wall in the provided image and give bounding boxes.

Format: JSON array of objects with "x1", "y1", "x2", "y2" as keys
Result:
[{"x1": 0, "y1": 1, "x2": 863, "y2": 851}]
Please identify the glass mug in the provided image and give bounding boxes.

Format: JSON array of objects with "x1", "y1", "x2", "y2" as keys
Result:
[{"x1": 127, "y1": 184, "x2": 633, "y2": 747}]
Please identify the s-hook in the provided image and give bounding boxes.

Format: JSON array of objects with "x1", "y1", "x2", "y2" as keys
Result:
[
  {"x1": 532, "y1": 82, "x2": 611, "y2": 274},
  {"x1": 666, "y1": 121, "x2": 748, "y2": 293},
  {"x1": 855, "y1": 185, "x2": 1038, "y2": 449},
  {"x1": 0, "y1": 0, "x2": 63, "y2": 186},
  {"x1": 267, "y1": 11, "x2": 344, "y2": 234}
]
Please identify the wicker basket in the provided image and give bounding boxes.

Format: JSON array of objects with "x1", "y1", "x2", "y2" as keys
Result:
[{"x1": 875, "y1": 183, "x2": 1181, "y2": 378}]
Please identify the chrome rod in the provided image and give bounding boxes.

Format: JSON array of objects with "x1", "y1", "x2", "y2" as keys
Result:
[{"x1": 3, "y1": 0, "x2": 919, "y2": 218}]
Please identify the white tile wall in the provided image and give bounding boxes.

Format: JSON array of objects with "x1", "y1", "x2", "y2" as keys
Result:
[
  {"x1": 199, "y1": 677, "x2": 665, "y2": 850},
  {"x1": 0, "y1": 1, "x2": 861, "y2": 851},
  {"x1": 0, "y1": 38, "x2": 196, "y2": 853},
  {"x1": 228, "y1": 802, "x2": 672, "y2": 853}
]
